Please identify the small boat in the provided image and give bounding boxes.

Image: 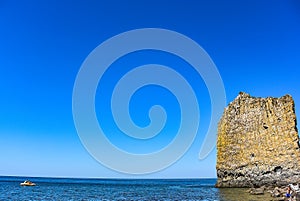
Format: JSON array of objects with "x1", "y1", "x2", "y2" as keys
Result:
[{"x1": 20, "y1": 180, "x2": 36, "y2": 186}]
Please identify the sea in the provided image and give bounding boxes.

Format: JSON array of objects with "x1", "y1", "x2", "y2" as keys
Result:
[{"x1": 0, "y1": 176, "x2": 271, "y2": 201}]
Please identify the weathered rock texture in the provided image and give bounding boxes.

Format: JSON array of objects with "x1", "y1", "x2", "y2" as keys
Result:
[{"x1": 216, "y1": 92, "x2": 300, "y2": 187}]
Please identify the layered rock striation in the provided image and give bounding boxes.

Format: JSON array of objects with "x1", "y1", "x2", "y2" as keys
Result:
[{"x1": 216, "y1": 92, "x2": 300, "y2": 187}]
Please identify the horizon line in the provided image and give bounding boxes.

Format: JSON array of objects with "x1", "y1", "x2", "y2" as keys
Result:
[{"x1": 0, "y1": 175, "x2": 217, "y2": 180}]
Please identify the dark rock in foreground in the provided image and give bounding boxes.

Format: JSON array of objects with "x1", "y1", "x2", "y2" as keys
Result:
[{"x1": 216, "y1": 92, "x2": 300, "y2": 187}]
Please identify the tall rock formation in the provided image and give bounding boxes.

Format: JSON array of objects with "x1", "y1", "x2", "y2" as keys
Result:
[{"x1": 216, "y1": 92, "x2": 300, "y2": 187}]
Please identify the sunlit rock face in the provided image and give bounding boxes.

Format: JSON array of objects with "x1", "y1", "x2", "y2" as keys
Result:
[{"x1": 216, "y1": 92, "x2": 300, "y2": 187}]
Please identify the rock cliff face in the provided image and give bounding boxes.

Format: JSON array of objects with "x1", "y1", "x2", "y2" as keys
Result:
[{"x1": 216, "y1": 92, "x2": 300, "y2": 187}]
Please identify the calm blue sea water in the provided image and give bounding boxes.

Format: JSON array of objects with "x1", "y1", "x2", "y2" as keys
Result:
[{"x1": 0, "y1": 177, "x2": 269, "y2": 201}]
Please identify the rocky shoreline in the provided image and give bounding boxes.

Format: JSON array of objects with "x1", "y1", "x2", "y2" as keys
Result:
[{"x1": 248, "y1": 185, "x2": 300, "y2": 201}]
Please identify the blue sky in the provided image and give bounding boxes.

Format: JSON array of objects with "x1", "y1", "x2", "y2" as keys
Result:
[{"x1": 0, "y1": 0, "x2": 300, "y2": 178}]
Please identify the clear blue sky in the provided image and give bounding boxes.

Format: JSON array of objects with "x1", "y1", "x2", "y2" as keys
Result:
[{"x1": 0, "y1": 0, "x2": 299, "y2": 178}]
